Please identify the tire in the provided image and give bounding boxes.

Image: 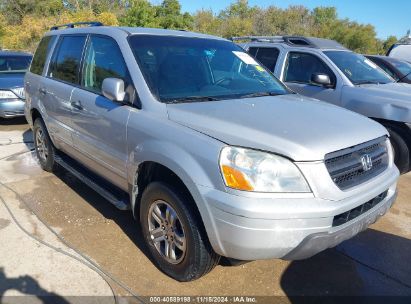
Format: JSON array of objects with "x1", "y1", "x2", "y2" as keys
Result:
[
  {"x1": 33, "y1": 118, "x2": 58, "y2": 172},
  {"x1": 386, "y1": 126, "x2": 410, "y2": 174},
  {"x1": 140, "y1": 182, "x2": 219, "y2": 281}
]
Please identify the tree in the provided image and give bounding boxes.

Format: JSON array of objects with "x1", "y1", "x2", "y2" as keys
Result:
[
  {"x1": 254, "y1": 5, "x2": 313, "y2": 36},
  {"x1": 218, "y1": 0, "x2": 255, "y2": 38},
  {"x1": 119, "y1": 0, "x2": 159, "y2": 28},
  {"x1": 156, "y1": 0, "x2": 193, "y2": 30},
  {"x1": 0, "y1": 0, "x2": 64, "y2": 24},
  {"x1": 192, "y1": 9, "x2": 221, "y2": 35},
  {"x1": 0, "y1": 0, "x2": 399, "y2": 55},
  {"x1": 383, "y1": 35, "x2": 397, "y2": 54}
]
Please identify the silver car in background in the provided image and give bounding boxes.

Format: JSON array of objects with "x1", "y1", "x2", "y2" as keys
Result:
[
  {"x1": 25, "y1": 24, "x2": 399, "y2": 281},
  {"x1": 238, "y1": 36, "x2": 411, "y2": 173},
  {"x1": 0, "y1": 51, "x2": 32, "y2": 118}
]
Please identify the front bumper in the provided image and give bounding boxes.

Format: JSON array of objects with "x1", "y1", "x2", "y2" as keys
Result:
[
  {"x1": 283, "y1": 189, "x2": 397, "y2": 260},
  {"x1": 198, "y1": 165, "x2": 399, "y2": 261},
  {"x1": 0, "y1": 98, "x2": 25, "y2": 118}
]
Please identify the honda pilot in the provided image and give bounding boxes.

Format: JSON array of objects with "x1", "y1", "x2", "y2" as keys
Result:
[{"x1": 25, "y1": 24, "x2": 399, "y2": 281}]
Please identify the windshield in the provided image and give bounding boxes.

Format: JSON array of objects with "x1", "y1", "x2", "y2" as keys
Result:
[
  {"x1": 389, "y1": 59, "x2": 411, "y2": 80},
  {"x1": 324, "y1": 51, "x2": 393, "y2": 85},
  {"x1": 0, "y1": 55, "x2": 32, "y2": 73},
  {"x1": 129, "y1": 35, "x2": 289, "y2": 103}
]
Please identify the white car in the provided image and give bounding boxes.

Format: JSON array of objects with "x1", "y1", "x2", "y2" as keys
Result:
[{"x1": 387, "y1": 34, "x2": 411, "y2": 63}]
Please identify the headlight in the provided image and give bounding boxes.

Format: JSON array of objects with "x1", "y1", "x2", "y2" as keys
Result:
[
  {"x1": 11, "y1": 87, "x2": 25, "y2": 99},
  {"x1": 219, "y1": 146, "x2": 310, "y2": 193},
  {"x1": 0, "y1": 90, "x2": 17, "y2": 99}
]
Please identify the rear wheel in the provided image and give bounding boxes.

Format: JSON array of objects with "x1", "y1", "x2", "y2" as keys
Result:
[
  {"x1": 386, "y1": 126, "x2": 410, "y2": 173},
  {"x1": 140, "y1": 182, "x2": 219, "y2": 281},
  {"x1": 33, "y1": 118, "x2": 58, "y2": 172}
]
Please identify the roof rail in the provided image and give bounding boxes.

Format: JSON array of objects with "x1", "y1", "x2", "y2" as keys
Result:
[
  {"x1": 232, "y1": 35, "x2": 347, "y2": 50},
  {"x1": 50, "y1": 21, "x2": 103, "y2": 31},
  {"x1": 231, "y1": 36, "x2": 285, "y2": 43}
]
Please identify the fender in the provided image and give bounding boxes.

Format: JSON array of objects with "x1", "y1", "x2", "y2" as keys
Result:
[{"x1": 127, "y1": 138, "x2": 225, "y2": 254}]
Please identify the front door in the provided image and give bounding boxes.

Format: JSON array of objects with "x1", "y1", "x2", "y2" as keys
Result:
[
  {"x1": 282, "y1": 51, "x2": 340, "y2": 105},
  {"x1": 70, "y1": 35, "x2": 135, "y2": 190}
]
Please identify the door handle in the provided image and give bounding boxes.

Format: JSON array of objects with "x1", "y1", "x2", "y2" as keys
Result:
[
  {"x1": 71, "y1": 100, "x2": 83, "y2": 111},
  {"x1": 39, "y1": 88, "x2": 47, "y2": 95}
]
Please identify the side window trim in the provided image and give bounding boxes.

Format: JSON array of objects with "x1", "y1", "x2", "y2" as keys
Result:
[
  {"x1": 79, "y1": 34, "x2": 139, "y2": 107},
  {"x1": 29, "y1": 35, "x2": 57, "y2": 76},
  {"x1": 47, "y1": 34, "x2": 88, "y2": 86},
  {"x1": 42, "y1": 35, "x2": 58, "y2": 76},
  {"x1": 284, "y1": 51, "x2": 337, "y2": 88}
]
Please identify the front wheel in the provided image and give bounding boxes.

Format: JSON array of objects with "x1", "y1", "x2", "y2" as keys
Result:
[
  {"x1": 33, "y1": 118, "x2": 58, "y2": 172},
  {"x1": 386, "y1": 126, "x2": 410, "y2": 174},
  {"x1": 140, "y1": 182, "x2": 219, "y2": 281}
]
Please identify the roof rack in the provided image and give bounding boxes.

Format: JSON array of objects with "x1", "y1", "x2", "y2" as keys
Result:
[
  {"x1": 231, "y1": 35, "x2": 347, "y2": 50},
  {"x1": 231, "y1": 36, "x2": 285, "y2": 43},
  {"x1": 50, "y1": 21, "x2": 103, "y2": 31}
]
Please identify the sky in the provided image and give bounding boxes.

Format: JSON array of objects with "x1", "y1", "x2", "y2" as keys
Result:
[{"x1": 166, "y1": 0, "x2": 411, "y2": 39}]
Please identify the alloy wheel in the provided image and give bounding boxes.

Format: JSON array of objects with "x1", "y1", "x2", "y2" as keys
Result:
[{"x1": 147, "y1": 200, "x2": 186, "y2": 264}]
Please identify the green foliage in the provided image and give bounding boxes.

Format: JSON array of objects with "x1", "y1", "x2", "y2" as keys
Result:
[
  {"x1": 0, "y1": 0, "x2": 401, "y2": 55},
  {"x1": 192, "y1": 9, "x2": 221, "y2": 35},
  {"x1": 119, "y1": 0, "x2": 159, "y2": 28},
  {"x1": 119, "y1": 0, "x2": 192, "y2": 30},
  {"x1": 383, "y1": 35, "x2": 398, "y2": 53},
  {"x1": 156, "y1": 0, "x2": 193, "y2": 29}
]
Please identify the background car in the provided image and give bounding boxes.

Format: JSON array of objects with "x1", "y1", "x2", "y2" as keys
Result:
[
  {"x1": 365, "y1": 55, "x2": 411, "y2": 84},
  {"x1": 238, "y1": 36, "x2": 411, "y2": 174},
  {"x1": 0, "y1": 50, "x2": 32, "y2": 119},
  {"x1": 387, "y1": 34, "x2": 411, "y2": 63}
]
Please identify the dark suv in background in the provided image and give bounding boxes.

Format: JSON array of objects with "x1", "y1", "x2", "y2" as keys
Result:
[
  {"x1": 0, "y1": 51, "x2": 32, "y2": 118},
  {"x1": 365, "y1": 55, "x2": 411, "y2": 84}
]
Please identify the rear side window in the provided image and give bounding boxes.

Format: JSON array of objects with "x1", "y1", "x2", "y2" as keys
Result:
[
  {"x1": 284, "y1": 52, "x2": 335, "y2": 85},
  {"x1": 81, "y1": 35, "x2": 132, "y2": 96},
  {"x1": 49, "y1": 35, "x2": 86, "y2": 84},
  {"x1": 252, "y1": 47, "x2": 280, "y2": 72},
  {"x1": 30, "y1": 36, "x2": 56, "y2": 75}
]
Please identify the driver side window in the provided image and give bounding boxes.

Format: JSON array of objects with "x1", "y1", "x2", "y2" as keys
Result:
[
  {"x1": 81, "y1": 35, "x2": 134, "y2": 101},
  {"x1": 284, "y1": 52, "x2": 335, "y2": 86}
]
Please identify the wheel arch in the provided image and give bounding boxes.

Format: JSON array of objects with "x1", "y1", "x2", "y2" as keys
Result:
[
  {"x1": 372, "y1": 117, "x2": 411, "y2": 172},
  {"x1": 128, "y1": 140, "x2": 223, "y2": 254}
]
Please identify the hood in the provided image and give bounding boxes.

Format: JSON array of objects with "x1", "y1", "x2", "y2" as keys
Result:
[
  {"x1": 0, "y1": 73, "x2": 25, "y2": 90},
  {"x1": 342, "y1": 82, "x2": 411, "y2": 123},
  {"x1": 167, "y1": 94, "x2": 387, "y2": 161}
]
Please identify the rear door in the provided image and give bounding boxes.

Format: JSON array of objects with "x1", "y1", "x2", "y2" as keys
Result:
[
  {"x1": 42, "y1": 35, "x2": 87, "y2": 147},
  {"x1": 282, "y1": 51, "x2": 340, "y2": 104},
  {"x1": 70, "y1": 35, "x2": 134, "y2": 189},
  {"x1": 25, "y1": 35, "x2": 56, "y2": 123}
]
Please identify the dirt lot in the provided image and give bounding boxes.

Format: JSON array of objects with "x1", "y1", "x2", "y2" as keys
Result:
[{"x1": 1, "y1": 117, "x2": 410, "y2": 300}]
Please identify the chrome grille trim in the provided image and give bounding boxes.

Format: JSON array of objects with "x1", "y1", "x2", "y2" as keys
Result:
[{"x1": 325, "y1": 136, "x2": 389, "y2": 190}]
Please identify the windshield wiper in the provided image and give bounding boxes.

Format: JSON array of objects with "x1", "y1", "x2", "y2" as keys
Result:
[
  {"x1": 355, "y1": 81, "x2": 387, "y2": 85},
  {"x1": 397, "y1": 71, "x2": 411, "y2": 83},
  {"x1": 166, "y1": 96, "x2": 220, "y2": 103},
  {"x1": 238, "y1": 92, "x2": 281, "y2": 99}
]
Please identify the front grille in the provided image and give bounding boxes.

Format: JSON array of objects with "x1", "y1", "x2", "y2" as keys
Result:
[
  {"x1": 332, "y1": 190, "x2": 388, "y2": 227},
  {"x1": 325, "y1": 137, "x2": 389, "y2": 190}
]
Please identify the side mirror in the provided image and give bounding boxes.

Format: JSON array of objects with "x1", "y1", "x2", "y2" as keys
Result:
[
  {"x1": 311, "y1": 73, "x2": 332, "y2": 87},
  {"x1": 102, "y1": 78, "x2": 126, "y2": 102}
]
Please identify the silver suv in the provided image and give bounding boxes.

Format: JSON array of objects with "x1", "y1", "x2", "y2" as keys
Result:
[
  {"x1": 238, "y1": 36, "x2": 411, "y2": 173},
  {"x1": 25, "y1": 24, "x2": 399, "y2": 281}
]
